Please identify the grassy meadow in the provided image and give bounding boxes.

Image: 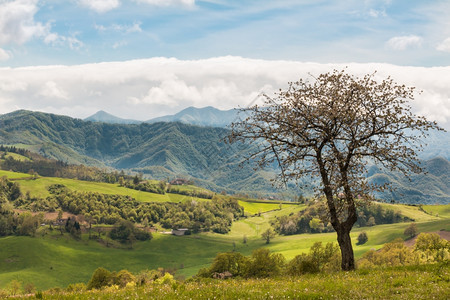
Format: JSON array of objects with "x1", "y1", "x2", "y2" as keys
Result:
[
  {"x1": 1, "y1": 169, "x2": 202, "y2": 203},
  {"x1": 20, "y1": 264, "x2": 449, "y2": 299},
  {"x1": 0, "y1": 169, "x2": 449, "y2": 293}
]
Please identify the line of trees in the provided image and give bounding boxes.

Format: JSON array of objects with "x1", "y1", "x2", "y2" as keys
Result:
[
  {"x1": 0, "y1": 145, "x2": 134, "y2": 184},
  {"x1": 18, "y1": 184, "x2": 244, "y2": 234},
  {"x1": 271, "y1": 201, "x2": 411, "y2": 235}
]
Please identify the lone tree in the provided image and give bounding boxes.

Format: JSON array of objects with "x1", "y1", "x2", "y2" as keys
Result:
[
  {"x1": 404, "y1": 222, "x2": 418, "y2": 239},
  {"x1": 229, "y1": 70, "x2": 441, "y2": 270},
  {"x1": 261, "y1": 228, "x2": 276, "y2": 244},
  {"x1": 357, "y1": 231, "x2": 368, "y2": 245}
]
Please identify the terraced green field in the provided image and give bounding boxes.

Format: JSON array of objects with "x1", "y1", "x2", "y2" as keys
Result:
[
  {"x1": 0, "y1": 170, "x2": 33, "y2": 179},
  {"x1": 2, "y1": 170, "x2": 202, "y2": 203},
  {"x1": 423, "y1": 204, "x2": 450, "y2": 218}
]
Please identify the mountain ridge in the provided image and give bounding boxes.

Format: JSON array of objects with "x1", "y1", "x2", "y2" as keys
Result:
[
  {"x1": 146, "y1": 106, "x2": 238, "y2": 128},
  {"x1": 84, "y1": 106, "x2": 239, "y2": 128},
  {"x1": 1, "y1": 109, "x2": 449, "y2": 203},
  {"x1": 85, "y1": 110, "x2": 140, "y2": 124}
]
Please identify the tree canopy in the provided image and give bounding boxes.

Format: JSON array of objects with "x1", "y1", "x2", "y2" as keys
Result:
[{"x1": 230, "y1": 69, "x2": 442, "y2": 270}]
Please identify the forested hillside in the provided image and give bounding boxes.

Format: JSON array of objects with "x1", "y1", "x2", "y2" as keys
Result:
[
  {"x1": 1, "y1": 110, "x2": 449, "y2": 203},
  {"x1": 0, "y1": 110, "x2": 279, "y2": 195}
]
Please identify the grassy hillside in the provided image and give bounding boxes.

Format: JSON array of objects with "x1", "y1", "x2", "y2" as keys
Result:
[
  {"x1": 1, "y1": 199, "x2": 447, "y2": 291},
  {"x1": 0, "y1": 218, "x2": 447, "y2": 291},
  {"x1": 1, "y1": 110, "x2": 449, "y2": 203},
  {"x1": 20, "y1": 264, "x2": 449, "y2": 299},
  {"x1": 0, "y1": 169, "x2": 221, "y2": 203},
  {"x1": 0, "y1": 153, "x2": 449, "y2": 292},
  {"x1": 0, "y1": 110, "x2": 285, "y2": 195},
  {"x1": 368, "y1": 157, "x2": 450, "y2": 204}
]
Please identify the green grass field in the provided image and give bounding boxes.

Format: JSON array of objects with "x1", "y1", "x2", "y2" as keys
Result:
[
  {"x1": 0, "y1": 170, "x2": 33, "y2": 180},
  {"x1": 1, "y1": 211, "x2": 447, "y2": 291},
  {"x1": 1, "y1": 152, "x2": 31, "y2": 162},
  {"x1": 1, "y1": 170, "x2": 296, "y2": 213},
  {"x1": 0, "y1": 170, "x2": 449, "y2": 292},
  {"x1": 237, "y1": 201, "x2": 296, "y2": 215},
  {"x1": 1, "y1": 170, "x2": 202, "y2": 203},
  {"x1": 24, "y1": 264, "x2": 449, "y2": 300},
  {"x1": 422, "y1": 204, "x2": 450, "y2": 218}
]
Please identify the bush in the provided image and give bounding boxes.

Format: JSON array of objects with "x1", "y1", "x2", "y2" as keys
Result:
[
  {"x1": 287, "y1": 242, "x2": 341, "y2": 275},
  {"x1": 87, "y1": 267, "x2": 112, "y2": 290},
  {"x1": 246, "y1": 249, "x2": 285, "y2": 278},
  {"x1": 66, "y1": 283, "x2": 86, "y2": 292},
  {"x1": 208, "y1": 252, "x2": 249, "y2": 278},
  {"x1": 286, "y1": 253, "x2": 318, "y2": 275},
  {"x1": 404, "y1": 223, "x2": 418, "y2": 239},
  {"x1": 112, "y1": 270, "x2": 136, "y2": 288},
  {"x1": 109, "y1": 219, "x2": 152, "y2": 244},
  {"x1": 136, "y1": 269, "x2": 165, "y2": 286},
  {"x1": 357, "y1": 232, "x2": 368, "y2": 245},
  {"x1": 358, "y1": 239, "x2": 417, "y2": 268},
  {"x1": 414, "y1": 233, "x2": 450, "y2": 263},
  {"x1": 155, "y1": 273, "x2": 175, "y2": 285}
]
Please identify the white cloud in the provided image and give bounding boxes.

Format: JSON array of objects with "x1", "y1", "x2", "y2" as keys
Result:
[
  {"x1": 44, "y1": 33, "x2": 84, "y2": 50},
  {"x1": 78, "y1": 0, "x2": 120, "y2": 13},
  {"x1": 0, "y1": 0, "x2": 81, "y2": 51},
  {"x1": 133, "y1": 0, "x2": 195, "y2": 7},
  {"x1": 0, "y1": 57, "x2": 449, "y2": 129},
  {"x1": 0, "y1": 0, "x2": 50, "y2": 45},
  {"x1": 95, "y1": 22, "x2": 142, "y2": 34},
  {"x1": 113, "y1": 41, "x2": 127, "y2": 49},
  {"x1": 0, "y1": 47, "x2": 11, "y2": 60},
  {"x1": 437, "y1": 37, "x2": 450, "y2": 52},
  {"x1": 386, "y1": 35, "x2": 423, "y2": 50},
  {"x1": 368, "y1": 8, "x2": 386, "y2": 18},
  {"x1": 38, "y1": 81, "x2": 69, "y2": 100},
  {"x1": 0, "y1": 79, "x2": 27, "y2": 91}
]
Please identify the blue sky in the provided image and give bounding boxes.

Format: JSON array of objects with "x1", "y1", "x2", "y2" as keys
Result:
[
  {"x1": 0, "y1": 0, "x2": 449, "y2": 128},
  {"x1": 1, "y1": 0, "x2": 449, "y2": 66}
]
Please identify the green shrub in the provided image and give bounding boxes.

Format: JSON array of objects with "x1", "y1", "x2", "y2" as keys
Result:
[
  {"x1": 414, "y1": 233, "x2": 450, "y2": 263},
  {"x1": 155, "y1": 273, "x2": 175, "y2": 285},
  {"x1": 286, "y1": 253, "x2": 318, "y2": 275},
  {"x1": 87, "y1": 267, "x2": 112, "y2": 290},
  {"x1": 246, "y1": 248, "x2": 285, "y2": 278},
  {"x1": 208, "y1": 252, "x2": 250, "y2": 277},
  {"x1": 135, "y1": 269, "x2": 165, "y2": 286},
  {"x1": 357, "y1": 231, "x2": 368, "y2": 245},
  {"x1": 358, "y1": 239, "x2": 417, "y2": 268},
  {"x1": 112, "y1": 270, "x2": 136, "y2": 288},
  {"x1": 66, "y1": 283, "x2": 86, "y2": 292},
  {"x1": 404, "y1": 223, "x2": 418, "y2": 239},
  {"x1": 287, "y1": 242, "x2": 341, "y2": 275}
]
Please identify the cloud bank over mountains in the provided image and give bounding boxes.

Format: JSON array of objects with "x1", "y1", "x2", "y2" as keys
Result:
[{"x1": 0, "y1": 56, "x2": 449, "y2": 129}]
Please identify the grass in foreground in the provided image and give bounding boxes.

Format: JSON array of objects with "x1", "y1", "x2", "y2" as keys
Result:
[{"x1": 11, "y1": 264, "x2": 450, "y2": 299}]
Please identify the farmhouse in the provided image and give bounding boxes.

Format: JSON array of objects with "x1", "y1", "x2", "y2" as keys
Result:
[{"x1": 172, "y1": 228, "x2": 189, "y2": 236}]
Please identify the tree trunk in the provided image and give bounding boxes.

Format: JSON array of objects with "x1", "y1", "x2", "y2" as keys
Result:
[{"x1": 336, "y1": 225, "x2": 355, "y2": 271}]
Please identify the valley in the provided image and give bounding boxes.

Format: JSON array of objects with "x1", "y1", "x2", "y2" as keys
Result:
[
  {"x1": 0, "y1": 109, "x2": 449, "y2": 297},
  {"x1": 0, "y1": 167, "x2": 448, "y2": 291}
]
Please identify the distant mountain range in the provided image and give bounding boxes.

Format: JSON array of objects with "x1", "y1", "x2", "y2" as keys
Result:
[
  {"x1": 85, "y1": 110, "x2": 141, "y2": 124},
  {"x1": 1, "y1": 109, "x2": 449, "y2": 203},
  {"x1": 0, "y1": 109, "x2": 279, "y2": 195},
  {"x1": 84, "y1": 106, "x2": 239, "y2": 128}
]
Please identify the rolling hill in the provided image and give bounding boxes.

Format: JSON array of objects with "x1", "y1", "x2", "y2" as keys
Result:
[
  {"x1": 84, "y1": 110, "x2": 140, "y2": 124},
  {"x1": 146, "y1": 106, "x2": 238, "y2": 128},
  {"x1": 84, "y1": 106, "x2": 239, "y2": 128},
  {"x1": 1, "y1": 109, "x2": 449, "y2": 203},
  {"x1": 368, "y1": 157, "x2": 450, "y2": 204},
  {"x1": 0, "y1": 110, "x2": 280, "y2": 195}
]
